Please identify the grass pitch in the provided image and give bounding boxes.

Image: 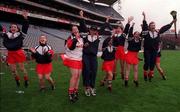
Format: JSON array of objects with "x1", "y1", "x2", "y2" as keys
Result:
[{"x1": 1, "y1": 50, "x2": 180, "y2": 112}]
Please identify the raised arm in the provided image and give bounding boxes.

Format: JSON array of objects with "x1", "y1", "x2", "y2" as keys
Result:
[
  {"x1": 123, "y1": 16, "x2": 133, "y2": 35},
  {"x1": 102, "y1": 37, "x2": 111, "y2": 51},
  {"x1": 21, "y1": 11, "x2": 29, "y2": 34},
  {"x1": 142, "y1": 12, "x2": 148, "y2": 31},
  {"x1": 102, "y1": 38, "x2": 109, "y2": 49},
  {"x1": 128, "y1": 22, "x2": 135, "y2": 39},
  {"x1": 79, "y1": 10, "x2": 88, "y2": 33},
  {"x1": 159, "y1": 19, "x2": 176, "y2": 34},
  {"x1": 99, "y1": 16, "x2": 113, "y2": 35},
  {"x1": 141, "y1": 12, "x2": 149, "y2": 38}
]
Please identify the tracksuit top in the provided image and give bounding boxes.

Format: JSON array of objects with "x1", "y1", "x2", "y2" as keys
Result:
[
  {"x1": 79, "y1": 18, "x2": 112, "y2": 57},
  {"x1": 127, "y1": 26, "x2": 142, "y2": 52},
  {"x1": 112, "y1": 23, "x2": 130, "y2": 47},
  {"x1": 101, "y1": 37, "x2": 116, "y2": 61},
  {"x1": 3, "y1": 19, "x2": 29, "y2": 51},
  {"x1": 32, "y1": 45, "x2": 53, "y2": 64},
  {"x1": 141, "y1": 20, "x2": 172, "y2": 51},
  {"x1": 83, "y1": 35, "x2": 100, "y2": 56}
]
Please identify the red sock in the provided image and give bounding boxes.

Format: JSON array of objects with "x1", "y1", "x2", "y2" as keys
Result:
[
  {"x1": 24, "y1": 76, "x2": 28, "y2": 81},
  {"x1": 74, "y1": 88, "x2": 78, "y2": 93},
  {"x1": 68, "y1": 88, "x2": 74, "y2": 94},
  {"x1": 125, "y1": 77, "x2": 128, "y2": 81},
  {"x1": 144, "y1": 70, "x2": 148, "y2": 77},
  {"x1": 148, "y1": 71, "x2": 154, "y2": 77},
  {"x1": 15, "y1": 76, "x2": 20, "y2": 81}
]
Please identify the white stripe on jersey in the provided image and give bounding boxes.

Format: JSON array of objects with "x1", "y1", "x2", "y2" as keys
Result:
[{"x1": 35, "y1": 45, "x2": 51, "y2": 55}]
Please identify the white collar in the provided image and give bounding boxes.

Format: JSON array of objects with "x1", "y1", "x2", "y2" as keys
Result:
[
  {"x1": 134, "y1": 38, "x2": 140, "y2": 43},
  {"x1": 35, "y1": 45, "x2": 51, "y2": 55},
  {"x1": 7, "y1": 32, "x2": 21, "y2": 39},
  {"x1": 114, "y1": 33, "x2": 122, "y2": 37},
  {"x1": 71, "y1": 35, "x2": 76, "y2": 39},
  {"x1": 107, "y1": 46, "x2": 113, "y2": 52},
  {"x1": 87, "y1": 35, "x2": 98, "y2": 42},
  {"x1": 149, "y1": 31, "x2": 158, "y2": 38}
]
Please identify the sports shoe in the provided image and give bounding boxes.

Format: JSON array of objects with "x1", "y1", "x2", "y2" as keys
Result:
[
  {"x1": 74, "y1": 91, "x2": 79, "y2": 101},
  {"x1": 84, "y1": 89, "x2": 91, "y2": 97},
  {"x1": 162, "y1": 75, "x2": 166, "y2": 80},
  {"x1": 69, "y1": 93, "x2": 75, "y2": 103},
  {"x1": 90, "y1": 88, "x2": 96, "y2": 96}
]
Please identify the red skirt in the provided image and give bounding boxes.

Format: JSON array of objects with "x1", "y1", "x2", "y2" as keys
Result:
[
  {"x1": 115, "y1": 46, "x2": 125, "y2": 60},
  {"x1": 60, "y1": 54, "x2": 82, "y2": 69},
  {"x1": 156, "y1": 57, "x2": 161, "y2": 63},
  {"x1": 125, "y1": 51, "x2": 139, "y2": 65},
  {"x1": 36, "y1": 63, "x2": 52, "y2": 74},
  {"x1": 7, "y1": 49, "x2": 26, "y2": 64},
  {"x1": 102, "y1": 60, "x2": 115, "y2": 72}
]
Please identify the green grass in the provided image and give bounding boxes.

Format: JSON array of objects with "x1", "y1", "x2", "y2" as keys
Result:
[{"x1": 1, "y1": 50, "x2": 180, "y2": 112}]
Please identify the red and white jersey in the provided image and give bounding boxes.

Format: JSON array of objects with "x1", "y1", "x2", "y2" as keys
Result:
[
  {"x1": 65, "y1": 35, "x2": 83, "y2": 61},
  {"x1": 35, "y1": 45, "x2": 52, "y2": 55}
]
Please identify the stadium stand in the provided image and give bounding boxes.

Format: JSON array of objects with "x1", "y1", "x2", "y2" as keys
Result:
[
  {"x1": 0, "y1": 22, "x2": 106, "y2": 53},
  {"x1": 0, "y1": 0, "x2": 179, "y2": 55},
  {"x1": 39, "y1": 27, "x2": 71, "y2": 40},
  {"x1": 54, "y1": 0, "x2": 123, "y2": 19},
  {"x1": 0, "y1": 22, "x2": 66, "y2": 53},
  {"x1": 1, "y1": 0, "x2": 124, "y2": 25}
]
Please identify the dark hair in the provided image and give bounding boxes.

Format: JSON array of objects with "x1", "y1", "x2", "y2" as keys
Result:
[
  {"x1": 149, "y1": 21, "x2": 155, "y2": 27},
  {"x1": 71, "y1": 25, "x2": 78, "y2": 29},
  {"x1": 39, "y1": 35, "x2": 47, "y2": 39},
  {"x1": 10, "y1": 23, "x2": 20, "y2": 32},
  {"x1": 114, "y1": 25, "x2": 124, "y2": 30},
  {"x1": 90, "y1": 25, "x2": 98, "y2": 31},
  {"x1": 133, "y1": 31, "x2": 139, "y2": 35}
]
